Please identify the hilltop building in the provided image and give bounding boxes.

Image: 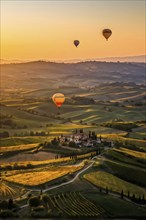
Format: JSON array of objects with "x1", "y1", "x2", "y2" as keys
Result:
[{"x1": 58, "y1": 130, "x2": 113, "y2": 148}]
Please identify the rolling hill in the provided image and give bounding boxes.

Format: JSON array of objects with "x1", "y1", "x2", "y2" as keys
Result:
[{"x1": 1, "y1": 61, "x2": 145, "y2": 91}]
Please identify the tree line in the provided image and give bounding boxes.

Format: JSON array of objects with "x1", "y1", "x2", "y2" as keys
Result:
[{"x1": 102, "y1": 122, "x2": 138, "y2": 132}]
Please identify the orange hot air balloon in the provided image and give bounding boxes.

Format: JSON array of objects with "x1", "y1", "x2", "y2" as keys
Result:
[
  {"x1": 52, "y1": 93, "x2": 65, "y2": 108},
  {"x1": 74, "y1": 40, "x2": 80, "y2": 47},
  {"x1": 102, "y1": 29, "x2": 112, "y2": 40}
]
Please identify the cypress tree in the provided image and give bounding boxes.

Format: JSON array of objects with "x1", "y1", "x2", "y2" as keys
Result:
[
  {"x1": 121, "y1": 190, "x2": 124, "y2": 199},
  {"x1": 8, "y1": 198, "x2": 13, "y2": 209},
  {"x1": 106, "y1": 187, "x2": 109, "y2": 194}
]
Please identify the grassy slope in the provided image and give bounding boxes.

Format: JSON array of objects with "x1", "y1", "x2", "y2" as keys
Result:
[
  {"x1": 84, "y1": 192, "x2": 146, "y2": 218},
  {"x1": 115, "y1": 147, "x2": 146, "y2": 160},
  {"x1": 102, "y1": 158, "x2": 146, "y2": 187},
  {"x1": 0, "y1": 136, "x2": 48, "y2": 147},
  {"x1": 84, "y1": 171, "x2": 146, "y2": 197},
  {"x1": 104, "y1": 149, "x2": 146, "y2": 169}
]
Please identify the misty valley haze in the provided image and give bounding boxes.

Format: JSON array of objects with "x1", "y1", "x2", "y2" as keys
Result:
[{"x1": 1, "y1": 61, "x2": 145, "y2": 91}]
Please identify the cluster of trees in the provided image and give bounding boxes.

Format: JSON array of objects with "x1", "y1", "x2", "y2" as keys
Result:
[
  {"x1": 72, "y1": 96, "x2": 95, "y2": 105},
  {"x1": 0, "y1": 198, "x2": 19, "y2": 218},
  {"x1": 0, "y1": 163, "x2": 33, "y2": 171},
  {"x1": 88, "y1": 131, "x2": 97, "y2": 140},
  {"x1": 0, "y1": 119, "x2": 16, "y2": 127},
  {"x1": 18, "y1": 107, "x2": 64, "y2": 120},
  {"x1": 103, "y1": 122, "x2": 138, "y2": 132},
  {"x1": 11, "y1": 125, "x2": 28, "y2": 129},
  {"x1": 0, "y1": 117, "x2": 16, "y2": 128},
  {"x1": 74, "y1": 129, "x2": 97, "y2": 138},
  {"x1": 0, "y1": 199, "x2": 16, "y2": 210},
  {"x1": 79, "y1": 120, "x2": 98, "y2": 126},
  {"x1": 99, "y1": 187, "x2": 146, "y2": 204},
  {"x1": 69, "y1": 141, "x2": 77, "y2": 148},
  {"x1": 40, "y1": 138, "x2": 60, "y2": 148},
  {"x1": 123, "y1": 99, "x2": 146, "y2": 106},
  {"x1": 40, "y1": 138, "x2": 60, "y2": 147},
  {"x1": 75, "y1": 128, "x2": 83, "y2": 133},
  {"x1": 14, "y1": 131, "x2": 49, "y2": 137},
  {"x1": 136, "y1": 120, "x2": 146, "y2": 124},
  {"x1": 108, "y1": 100, "x2": 146, "y2": 107},
  {"x1": 0, "y1": 114, "x2": 27, "y2": 129},
  {"x1": 27, "y1": 194, "x2": 52, "y2": 218},
  {"x1": 134, "y1": 102, "x2": 146, "y2": 106}
]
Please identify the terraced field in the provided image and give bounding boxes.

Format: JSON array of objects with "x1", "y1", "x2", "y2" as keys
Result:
[
  {"x1": 0, "y1": 136, "x2": 54, "y2": 147},
  {"x1": 102, "y1": 159, "x2": 146, "y2": 187},
  {"x1": 1, "y1": 151, "x2": 96, "y2": 169},
  {"x1": 3, "y1": 165, "x2": 83, "y2": 186},
  {"x1": 0, "y1": 181, "x2": 16, "y2": 198},
  {"x1": 49, "y1": 191, "x2": 105, "y2": 217},
  {"x1": 104, "y1": 149, "x2": 146, "y2": 169},
  {"x1": 0, "y1": 143, "x2": 37, "y2": 154},
  {"x1": 115, "y1": 147, "x2": 146, "y2": 160}
]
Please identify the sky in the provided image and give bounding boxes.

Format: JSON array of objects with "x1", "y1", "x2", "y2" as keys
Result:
[{"x1": 1, "y1": 0, "x2": 145, "y2": 61}]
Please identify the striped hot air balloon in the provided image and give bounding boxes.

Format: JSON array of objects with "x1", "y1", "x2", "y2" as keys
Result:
[{"x1": 52, "y1": 93, "x2": 65, "y2": 108}]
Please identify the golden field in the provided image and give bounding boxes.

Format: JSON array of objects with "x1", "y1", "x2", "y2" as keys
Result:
[
  {"x1": 0, "y1": 143, "x2": 37, "y2": 153},
  {"x1": 1, "y1": 151, "x2": 96, "y2": 168},
  {"x1": 4, "y1": 165, "x2": 83, "y2": 186},
  {"x1": 115, "y1": 147, "x2": 146, "y2": 160}
]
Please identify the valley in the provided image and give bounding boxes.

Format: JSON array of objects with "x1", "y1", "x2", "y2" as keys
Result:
[{"x1": 0, "y1": 61, "x2": 146, "y2": 218}]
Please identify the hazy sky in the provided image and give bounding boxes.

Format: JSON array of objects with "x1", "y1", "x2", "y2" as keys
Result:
[{"x1": 1, "y1": 0, "x2": 145, "y2": 60}]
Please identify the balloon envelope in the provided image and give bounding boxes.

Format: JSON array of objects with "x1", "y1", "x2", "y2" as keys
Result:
[
  {"x1": 52, "y1": 93, "x2": 65, "y2": 108},
  {"x1": 74, "y1": 40, "x2": 80, "y2": 47},
  {"x1": 102, "y1": 29, "x2": 112, "y2": 40}
]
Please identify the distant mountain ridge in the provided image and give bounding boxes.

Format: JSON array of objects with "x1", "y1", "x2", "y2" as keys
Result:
[
  {"x1": 0, "y1": 59, "x2": 29, "y2": 64},
  {"x1": 94, "y1": 55, "x2": 146, "y2": 63},
  {"x1": 59, "y1": 55, "x2": 146, "y2": 63},
  {"x1": 0, "y1": 55, "x2": 145, "y2": 64}
]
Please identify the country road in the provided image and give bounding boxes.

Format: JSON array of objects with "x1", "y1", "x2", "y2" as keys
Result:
[
  {"x1": 43, "y1": 159, "x2": 95, "y2": 192},
  {"x1": 20, "y1": 151, "x2": 146, "y2": 210},
  {"x1": 20, "y1": 155, "x2": 99, "y2": 209}
]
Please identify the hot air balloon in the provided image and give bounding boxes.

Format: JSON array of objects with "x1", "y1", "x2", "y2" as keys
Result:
[
  {"x1": 52, "y1": 93, "x2": 65, "y2": 108},
  {"x1": 102, "y1": 29, "x2": 112, "y2": 41},
  {"x1": 74, "y1": 40, "x2": 80, "y2": 47}
]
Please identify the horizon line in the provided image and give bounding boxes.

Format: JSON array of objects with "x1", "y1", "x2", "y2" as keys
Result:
[{"x1": 0, "y1": 54, "x2": 146, "y2": 64}]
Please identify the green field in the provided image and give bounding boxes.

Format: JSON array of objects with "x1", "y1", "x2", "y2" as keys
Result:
[
  {"x1": 84, "y1": 192, "x2": 146, "y2": 218},
  {"x1": 104, "y1": 148, "x2": 146, "y2": 168},
  {"x1": 84, "y1": 171, "x2": 146, "y2": 197},
  {"x1": 102, "y1": 158, "x2": 146, "y2": 187}
]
